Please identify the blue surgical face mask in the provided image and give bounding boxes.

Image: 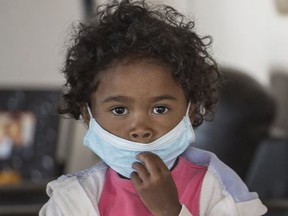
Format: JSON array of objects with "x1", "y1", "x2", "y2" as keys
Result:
[{"x1": 83, "y1": 103, "x2": 195, "y2": 178}]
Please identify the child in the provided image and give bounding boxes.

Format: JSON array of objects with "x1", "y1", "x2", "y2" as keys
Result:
[{"x1": 40, "y1": 0, "x2": 267, "y2": 215}]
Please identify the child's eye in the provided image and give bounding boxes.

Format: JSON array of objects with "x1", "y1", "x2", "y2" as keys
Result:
[
  {"x1": 111, "y1": 107, "x2": 128, "y2": 115},
  {"x1": 153, "y1": 106, "x2": 169, "y2": 114}
]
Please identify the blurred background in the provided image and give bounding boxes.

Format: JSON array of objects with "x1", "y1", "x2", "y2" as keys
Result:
[{"x1": 0, "y1": 0, "x2": 287, "y2": 215}]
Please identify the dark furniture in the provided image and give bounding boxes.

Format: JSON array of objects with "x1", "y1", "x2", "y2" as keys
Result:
[{"x1": 194, "y1": 68, "x2": 276, "y2": 180}]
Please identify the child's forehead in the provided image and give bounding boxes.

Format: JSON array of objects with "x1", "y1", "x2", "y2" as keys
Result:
[
  {"x1": 97, "y1": 57, "x2": 173, "y2": 79},
  {"x1": 94, "y1": 58, "x2": 181, "y2": 90},
  {"x1": 105, "y1": 60, "x2": 171, "y2": 77},
  {"x1": 112, "y1": 56, "x2": 172, "y2": 69}
]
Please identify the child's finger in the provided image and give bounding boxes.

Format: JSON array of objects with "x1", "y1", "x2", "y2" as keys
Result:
[
  {"x1": 130, "y1": 171, "x2": 143, "y2": 186},
  {"x1": 136, "y1": 152, "x2": 168, "y2": 175},
  {"x1": 132, "y1": 161, "x2": 150, "y2": 181}
]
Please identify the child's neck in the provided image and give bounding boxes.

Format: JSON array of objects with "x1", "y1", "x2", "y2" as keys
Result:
[{"x1": 116, "y1": 156, "x2": 180, "y2": 179}]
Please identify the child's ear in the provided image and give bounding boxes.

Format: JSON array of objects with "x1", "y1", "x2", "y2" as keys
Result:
[{"x1": 80, "y1": 105, "x2": 90, "y2": 126}]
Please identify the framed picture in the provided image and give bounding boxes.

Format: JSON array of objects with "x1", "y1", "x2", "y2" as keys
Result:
[{"x1": 0, "y1": 89, "x2": 62, "y2": 183}]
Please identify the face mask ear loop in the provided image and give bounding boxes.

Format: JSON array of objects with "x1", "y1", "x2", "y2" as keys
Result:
[
  {"x1": 200, "y1": 104, "x2": 206, "y2": 115},
  {"x1": 186, "y1": 101, "x2": 191, "y2": 116},
  {"x1": 86, "y1": 103, "x2": 93, "y2": 119}
]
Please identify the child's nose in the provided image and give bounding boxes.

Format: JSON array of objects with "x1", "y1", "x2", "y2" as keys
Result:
[
  {"x1": 129, "y1": 117, "x2": 154, "y2": 143},
  {"x1": 130, "y1": 129, "x2": 153, "y2": 143}
]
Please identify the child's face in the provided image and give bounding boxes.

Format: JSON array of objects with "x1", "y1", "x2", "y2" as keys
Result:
[{"x1": 89, "y1": 60, "x2": 188, "y2": 143}]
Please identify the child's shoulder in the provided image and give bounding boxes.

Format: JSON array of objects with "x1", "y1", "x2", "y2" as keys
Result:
[
  {"x1": 46, "y1": 161, "x2": 108, "y2": 197},
  {"x1": 58, "y1": 161, "x2": 107, "y2": 181},
  {"x1": 183, "y1": 147, "x2": 259, "y2": 202},
  {"x1": 183, "y1": 147, "x2": 267, "y2": 215}
]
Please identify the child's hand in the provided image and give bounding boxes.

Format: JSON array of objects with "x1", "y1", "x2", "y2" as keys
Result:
[{"x1": 130, "y1": 152, "x2": 181, "y2": 216}]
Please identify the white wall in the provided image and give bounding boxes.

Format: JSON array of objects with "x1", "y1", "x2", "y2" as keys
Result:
[
  {"x1": 167, "y1": 0, "x2": 288, "y2": 86},
  {"x1": 0, "y1": 0, "x2": 82, "y2": 88}
]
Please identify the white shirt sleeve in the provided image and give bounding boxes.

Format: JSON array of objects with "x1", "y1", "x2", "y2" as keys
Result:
[{"x1": 199, "y1": 171, "x2": 267, "y2": 216}]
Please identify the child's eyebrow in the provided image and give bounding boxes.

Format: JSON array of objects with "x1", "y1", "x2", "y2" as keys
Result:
[
  {"x1": 102, "y1": 96, "x2": 133, "y2": 103},
  {"x1": 102, "y1": 95, "x2": 177, "y2": 103},
  {"x1": 151, "y1": 95, "x2": 178, "y2": 103}
]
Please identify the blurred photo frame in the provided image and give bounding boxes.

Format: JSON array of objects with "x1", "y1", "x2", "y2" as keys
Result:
[{"x1": 0, "y1": 89, "x2": 62, "y2": 183}]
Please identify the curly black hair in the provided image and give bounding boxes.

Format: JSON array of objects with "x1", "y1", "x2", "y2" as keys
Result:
[{"x1": 58, "y1": 0, "x2": 220, "y2": 126}]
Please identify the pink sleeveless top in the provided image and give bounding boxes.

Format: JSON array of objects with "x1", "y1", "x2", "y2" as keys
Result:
[{"x1": 98, "y1": 156, "x2": 207, "y2": 216}]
